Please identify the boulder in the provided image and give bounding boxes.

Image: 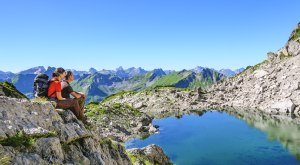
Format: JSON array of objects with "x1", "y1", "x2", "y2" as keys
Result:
[
  {"x1": 271, "y1": 100, "x2": 295, "y2": 113},
  {"x1": 267, "y1": 52, "x2": 277, "y2": 61},
  {"x1": 254, "y1": 70, "x2": 268, "y2": 79},
  {"x1": 12, "y1": 154, "x2": 46, "y2": 165},
  {"x1": 287, "y1": 40, "x2": 300, "y2": 56},
  {"x1": 0, "y1": 97, "x2": 62, "y2": 138},
  {"x1": 33, "y1": 137, "x2": 64, "y2": 164},
  {"x1": 127, "y1": 144, "x2": 172, "y2": 165}
]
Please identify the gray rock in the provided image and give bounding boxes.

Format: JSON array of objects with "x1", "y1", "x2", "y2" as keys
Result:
[
  {"x1": 254, "y1": 70, "x2": 268, "y2": 78},
  {"x1": 267, "y1": 52, "x2": 277, "y2": 61},
  {"x1": 22, "y1": 126, "x2": 50, "y2": 137},
  {"x1": 287, "y1": 40, "x2": 300, "y2": 56},
  {"x1": 64, "y1": 143, "x2": 91, "y2": 165},
  {"x1": 12, "y1": 154, "x2": 46, "y2": 165},
  {"x1": 0, "y1": 96, "x2": 133, "y2": 164},
  {"x1": 58, "y1": 123, "x2": 91, "y2": 144},
  {"x1": 0, "y1": 145, "x2": 14, "y2": 165},
  {"x1": 133, "y1": 102, "x2": 146, "y2": 109},
  {"x1": 271, "y1": 100, "x2": 295, "y2": 113},
  {"x1": 127, "y1": 144, "x2": 172, "y2": 165},
  {"x1": 33, "y1": 138, "x2": 64, "y2": 164},
  {"x1": 0, "y1": 97, "x2": 62, "y2": 138}
]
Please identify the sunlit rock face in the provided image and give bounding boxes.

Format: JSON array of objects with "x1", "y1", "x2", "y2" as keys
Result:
[{"x1": 0, "y1": 96, "x2": 132, "y2": 165}]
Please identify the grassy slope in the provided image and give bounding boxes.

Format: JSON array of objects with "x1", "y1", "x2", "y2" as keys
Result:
[
  {"x1": 0, "y1": 82, "x2": 28, "y2": 99},
  {"x1": 150, "y1": 71, "x2": 191, "y2": 88}
]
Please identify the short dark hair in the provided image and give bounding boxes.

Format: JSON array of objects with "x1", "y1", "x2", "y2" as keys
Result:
[
  {"x1": 65, "y1": 71, "x2": 73, "y2": 80},
  {"x1": 52, "y1": 67, "x2": 65, "y2": 77}
]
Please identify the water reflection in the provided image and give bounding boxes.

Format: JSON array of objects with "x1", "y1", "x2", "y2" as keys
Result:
[
  {"x1": 144, "y1": 108, "x2": 300, "y2": 161},
  {"x1": 225, "y1": 108, "x2": 300, "y2": 160},
  {"x1": 129, "y1": 108, "x2": 300, "y2": 164}
]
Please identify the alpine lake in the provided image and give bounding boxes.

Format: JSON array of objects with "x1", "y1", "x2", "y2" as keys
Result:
[{"x1": 125, "y1": 109, "x2": 300, "y2": 165}]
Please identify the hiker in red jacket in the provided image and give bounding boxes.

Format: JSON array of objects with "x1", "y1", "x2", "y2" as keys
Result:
[{"x1": 48, "y1": 67, "x2": 86, "y2": 122}]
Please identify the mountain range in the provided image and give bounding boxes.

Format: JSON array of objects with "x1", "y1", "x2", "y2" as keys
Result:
[{"x1": 0, "y1": 66, "x2": 244, "y2": 103}]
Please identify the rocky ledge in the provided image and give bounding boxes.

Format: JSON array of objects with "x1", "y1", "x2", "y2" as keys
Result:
[
  {"x1": 0, "y1": 96, "x2": 131, "y2": 164},
  {"x1": 0, "y1": 96, "x2": 171, "y2": 165}
]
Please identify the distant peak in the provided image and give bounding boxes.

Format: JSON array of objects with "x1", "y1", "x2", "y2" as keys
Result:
[
  {"x1": 18, "y1": 66, "x2": 46, "y2": 75},
  {"x1": 89, "y1": 67, "x2": 98, "y2": 73},
  {"x1": 193, "y1": 66, "x2": 205, "y2": 73},
  {"x1": 153, "y1": 68, "x2": 163, "y2": 72},
  {"x1": 116, "y1": 66, "x2": 124, "y2": 71},
  {"x1": 152, "y1": 68, "x2": 165, "y2": 75}
]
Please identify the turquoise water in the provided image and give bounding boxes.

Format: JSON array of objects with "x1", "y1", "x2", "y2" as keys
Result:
[{"x1": 126, "y1": 111, "x2": 300, "y2": 165}]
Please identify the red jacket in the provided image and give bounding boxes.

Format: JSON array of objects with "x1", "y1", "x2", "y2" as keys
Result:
[{"x1": 48, "y1": 77, "x2": 61, "y2": 98}]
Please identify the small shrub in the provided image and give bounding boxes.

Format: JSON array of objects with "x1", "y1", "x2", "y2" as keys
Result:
[
  {"x1": 289, "y1": 27, "x2": 300, "y2": 41},
  {"x1": 0, "y1": 131, "x2": 57, "y2": 148},
  {"x1": 112, "y1": 103, "x2": 122, "y2": 109},
  {"x1": 31, "y1": 97, "x2": 49, "y2": 103},
  {"x1": 127, "y1": 152, "x2": 152, "y2": 165},
  {"x1": 99, "y1": 137, "x2": 119, "y2": 150},
  {"x1": 0, "y1": 132, "x2": 35, "y2": 148}
]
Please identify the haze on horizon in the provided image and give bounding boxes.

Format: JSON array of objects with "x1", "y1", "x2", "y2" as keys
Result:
[{"x1": 0, "y1": 0, "x2": 299, "y2": 73}]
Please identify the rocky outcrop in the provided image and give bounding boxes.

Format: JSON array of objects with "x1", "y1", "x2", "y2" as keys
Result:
[
  {"x1": 278, "y1": 22, "x2": 300, "y2": 57},
  {"x1": 0, "y1": 96, "x2": 132, "y2": 165},
  {"x1": 0, "y1": 82, "x2": 173, "y2": 165},
  {"x1": 205, "y1": 23, "x2": 300, "y2": 116},
  {"x1": 86, "y1": 102, "x2": 158, "y2": 142},
  {"x1": 102, "y1": 88, "x2": 201, "y2": 118},
  {"x1": 127, "y1": 144, "x2": 172, "y2": 165}
]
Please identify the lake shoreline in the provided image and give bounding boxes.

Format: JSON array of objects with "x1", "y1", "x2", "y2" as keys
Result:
[{"x1": 125, "y1": 110, "x2": 300, "y2": 164}]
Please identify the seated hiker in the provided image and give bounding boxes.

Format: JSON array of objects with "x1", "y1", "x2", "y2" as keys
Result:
[
  {"x1": 61, "y1": 70, "x2": 86, "y2": 117},
  {"x1": 48, "y1": 67, "x2": 86, "y2": 122}
]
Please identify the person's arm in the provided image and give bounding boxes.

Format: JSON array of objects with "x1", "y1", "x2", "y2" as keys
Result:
[
  {"x1": 76, "y1": 91, "x2": 85, "y2": 98},
  {"x1": 70, "y1": 91, "x2": 82, "y2": 99},
  {"x1": 56, "y1": 92, "x2": 66, "y2": 101}
]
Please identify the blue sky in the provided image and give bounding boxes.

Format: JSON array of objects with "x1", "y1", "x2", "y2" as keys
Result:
[{"x1": 0, "y1": 0, "x2": 299, "y2": 73}]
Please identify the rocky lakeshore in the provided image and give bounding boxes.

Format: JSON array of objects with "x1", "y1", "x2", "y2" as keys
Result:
[
  {"x1": 0, "y1": 89, "x2": 172, "y2": 165},
  {"x1": 85, "y1": 102, "x2": 158, "y2": 142}
]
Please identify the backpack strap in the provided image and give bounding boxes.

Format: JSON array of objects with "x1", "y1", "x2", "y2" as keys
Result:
[
  {"x1": 48, "y1": 80, "x2": 60, "y2": 98},
  {"x1": 48, "y1": 91, "x2": 56, "y2": 98}
]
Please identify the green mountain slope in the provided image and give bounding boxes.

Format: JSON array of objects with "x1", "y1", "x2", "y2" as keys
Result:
[
  {"x1": 0, "y1": 81, "x2": 28, "y2": 99},
  {"x1": 151, "y1": 69, "x2": 224, "y2": 89}
]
